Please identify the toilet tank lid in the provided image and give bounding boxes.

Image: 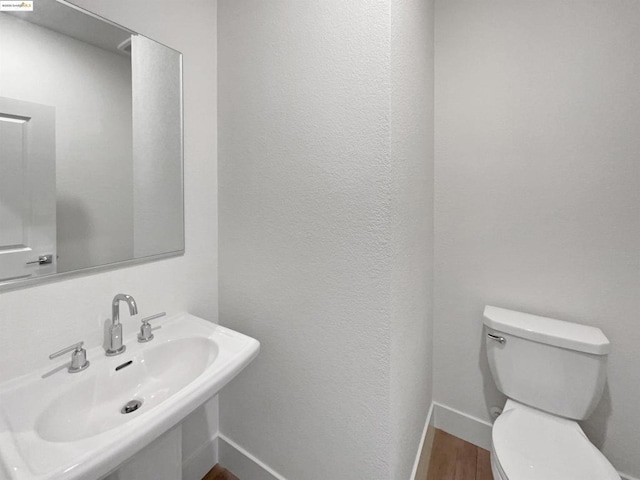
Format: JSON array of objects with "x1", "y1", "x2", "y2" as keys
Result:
[{"x1": 483, "y1": 306, "x2": 610, "y2": 355}]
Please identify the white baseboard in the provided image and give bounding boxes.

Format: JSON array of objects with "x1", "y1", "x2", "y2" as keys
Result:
[
  {"x1": 410, "y1": 403, "x2": 435, "y2": 480},
  {"x1": 217, "y1": 407, "x2": 438, "y2": 480},
  {"x1": 218, "y1": 434, "x2": 288, "y2": 480},
  {"x1": 433, "y1": 402, "x2": 493, "y2": 451},
  {"x1": 182, "y1": 434, "x2": 218, "y2": 480},
  {"x1": 183, "y1": 405, "x2": 638, "y2": 480}
]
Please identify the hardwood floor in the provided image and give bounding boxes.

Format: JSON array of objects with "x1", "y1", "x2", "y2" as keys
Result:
[
  {"x1": 202, "y1": 464, "x2": 240, "y2": 480},
  {"x1": 425, "y1": 429, "x2": 493, "y2": 480},
  {"x1": 203, "y1": 429, "x2": 489, "y2": 480}
]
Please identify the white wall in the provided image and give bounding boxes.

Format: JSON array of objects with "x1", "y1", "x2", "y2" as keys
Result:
[
  {"x1": 390, "y1": 0, "x2": 434, "y2": 479},
  {"x1": 132, "y1": 35, "x2": 184, "y2": 259},
  {"x1": 0, "y1": 0, "x2": 218, "y2": 473},
  {"x1": 218, "y1": 1, "x2": 435, "y2": 479},
  {"x1": 434, "y1": 1, "x2": 640, "y2": 477},
  {"x1": 0, "y1": 14, "x2": 133, "y2": 272},
  {"x1": 218, "y1": 2, "x2": 393, "y2": 478}
]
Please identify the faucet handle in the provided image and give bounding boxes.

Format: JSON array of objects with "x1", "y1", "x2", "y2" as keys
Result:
[
  {"x1": 138, "y1": 312, "x2": 166, "y2": 343},
  {"x1": 50, "y1": 341, "x2": 90, "y2": 373}
]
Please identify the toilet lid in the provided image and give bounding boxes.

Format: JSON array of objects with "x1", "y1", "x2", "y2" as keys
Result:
[{"x1": 492, "y1": 406, "x2": 620, "y2": 480}]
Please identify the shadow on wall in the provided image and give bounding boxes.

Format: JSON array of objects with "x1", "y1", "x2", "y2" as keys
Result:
[
  {"x1": 581, "y1": 382, "x2": 612, "y2": 450},
  {"x1": 56, "y1": 194, "x2": 93, "y2": 272},
  {"x1": 479, "y1": 324, "x2": 507, "y2": 419}
]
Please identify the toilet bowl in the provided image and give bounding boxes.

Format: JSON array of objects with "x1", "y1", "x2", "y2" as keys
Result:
[
  {"x1": 483, "y1": 306, "x2": 620, "y2": 480},
  {"x1": 490, "y1": 400, "x2": 619, "y2": 480}
]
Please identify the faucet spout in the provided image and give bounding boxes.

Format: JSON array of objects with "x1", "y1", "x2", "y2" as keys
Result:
[
  {"x1": 112, "y1": 293, "x2": 138, "y2": 326},
  {"x1": 106, "y1": 293, "x2": 138, "y2": 356}
]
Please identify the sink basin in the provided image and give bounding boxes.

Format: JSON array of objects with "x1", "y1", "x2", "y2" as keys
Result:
[
  {"x1": 36, "y1": 337, "x2": 219, "y2": 443},
  {"x1": 0, "y1": 313, "x2": 259, "y2": 479}
]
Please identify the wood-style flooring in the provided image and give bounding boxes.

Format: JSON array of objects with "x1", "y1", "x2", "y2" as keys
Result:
[
  {"x1": 202, "y1": 464, "x2": 240, "y2": 480},
  {"x1": 426, "y1": 429, "x2": 493, "y2": 480},
  {"x1": 203, "y1": 429, "x2": 490, "y2": 480}
]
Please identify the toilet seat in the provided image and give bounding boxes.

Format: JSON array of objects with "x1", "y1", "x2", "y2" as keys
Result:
[{"x1": 492, "y1": 402, "x2": 620, "y2": 480}]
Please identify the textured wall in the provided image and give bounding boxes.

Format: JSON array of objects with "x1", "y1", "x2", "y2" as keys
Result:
[
  {"x1": 434, "y1": 1, "x2": 640, "y2": 477},
  {"x1": 132, "y1": 35, "x2": 184, "y2": 259},
  {"x1": 219, "y1": 1, "x2": 436, "y2": 478},
  {"x1": 390, "y1": 0, "x2": 434, "y2": 478},
  {"x1": 218, "y1": 1, "x2": 393, "y2": 479},
  {"x1": 0, "y1": 0, "x2": 218, "y2": 470},
  {"x1": 131, "y1": 35, "x2": 184, "y2": 258}
]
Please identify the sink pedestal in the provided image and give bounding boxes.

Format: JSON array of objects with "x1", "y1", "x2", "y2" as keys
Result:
[{"x1": 102, "y1": 425, "x2": 182, "y2": 480}]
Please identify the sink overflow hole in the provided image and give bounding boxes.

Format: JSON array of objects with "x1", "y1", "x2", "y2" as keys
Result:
[
  {"x1": 115, "y1": 360, "x2": 133, "y2": 371},
  {"x1": 121, "y1": 399, "x2": 143, "y2": 414}
]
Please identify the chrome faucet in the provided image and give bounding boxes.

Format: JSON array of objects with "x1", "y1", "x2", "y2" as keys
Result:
[{"x1": 105, "y1": 293, "x2": 138, "y2": 356}]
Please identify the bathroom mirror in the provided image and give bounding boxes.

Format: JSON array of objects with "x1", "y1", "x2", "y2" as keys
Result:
[{"x1": 0, "y1": 0, "x2": 183, "y2": 291}]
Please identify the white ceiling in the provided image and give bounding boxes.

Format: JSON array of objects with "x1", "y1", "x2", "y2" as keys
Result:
[{"x1": 5, "y1": 0, "x2": 131, "y2": 55}]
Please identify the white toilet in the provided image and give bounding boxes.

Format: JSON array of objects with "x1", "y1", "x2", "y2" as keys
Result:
[{"x1": 483, "y1": 305, "x2": 620, "y2": 480}]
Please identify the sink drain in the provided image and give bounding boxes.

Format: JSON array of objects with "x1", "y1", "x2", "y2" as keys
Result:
[{"x1": 121, "y1": 399, "x2": 143, "y2": 414}]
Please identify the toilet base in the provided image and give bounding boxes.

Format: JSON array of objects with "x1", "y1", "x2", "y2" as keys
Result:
[
  {"x1": 490, "y1": 448, "x2": 507, "y2": 480},
  {"x1": 490, "y1": 400, "x2": 620, "y2": 480}
]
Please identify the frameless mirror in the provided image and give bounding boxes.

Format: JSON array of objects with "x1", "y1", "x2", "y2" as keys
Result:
[{"x1": 0, "y1": 0, "x2": 183, "y2": 290}]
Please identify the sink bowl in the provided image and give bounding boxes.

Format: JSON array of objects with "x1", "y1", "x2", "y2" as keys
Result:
[
  {"x1": 0, "y1": 313, "x2": 259, "y2": 479},
  {"x1": 36, "y1": 337, "x2": 219, "y2": 443}
]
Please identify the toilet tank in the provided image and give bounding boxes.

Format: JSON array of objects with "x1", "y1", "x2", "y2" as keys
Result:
[{"x1": 484, "y1": 306, "x2": 610, "y2": 420}]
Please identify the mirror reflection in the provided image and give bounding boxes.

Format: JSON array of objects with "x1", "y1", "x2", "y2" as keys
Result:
[{"x1": 0, "y1": 0, "x2": 183, "y2": 287}]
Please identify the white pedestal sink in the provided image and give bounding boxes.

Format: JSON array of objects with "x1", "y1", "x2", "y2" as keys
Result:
[{"x1": 0, "y1": 313, "x2": 259, "y2": 480}]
